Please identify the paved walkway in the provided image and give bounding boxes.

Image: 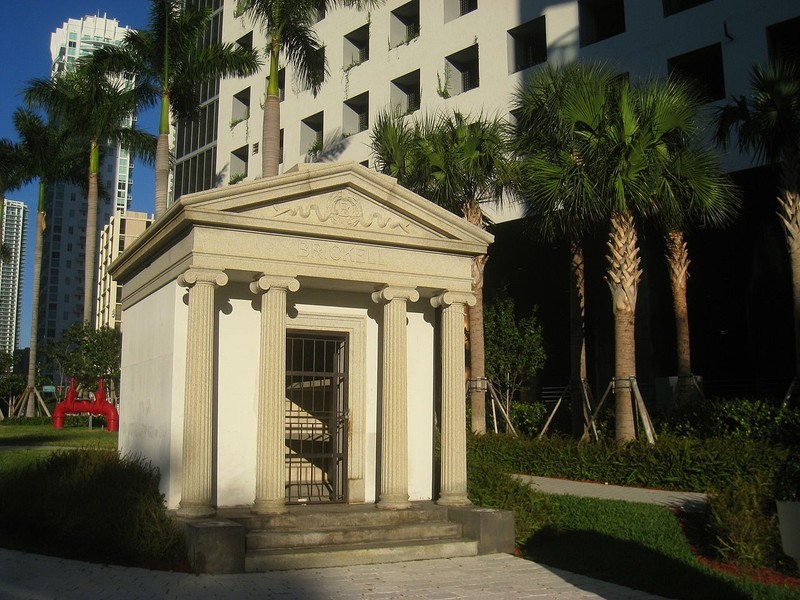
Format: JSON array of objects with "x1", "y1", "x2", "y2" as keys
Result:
[
  {"x1": 0, "y1": 476, "x2": 701, "y2": 599},
  {"x1": 0, "y1": 549, "x2": 673, "y2": 600}
]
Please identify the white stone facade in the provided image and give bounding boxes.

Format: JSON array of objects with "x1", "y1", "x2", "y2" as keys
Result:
[{"x1": 112, "y1": 163, "x2": 490, "y2": 513}]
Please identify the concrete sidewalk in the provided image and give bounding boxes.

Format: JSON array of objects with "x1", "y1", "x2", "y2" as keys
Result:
[
  {"x1": 0, "y1": 548, "x2": 673, "y2": 600},
  {"x1": 516, "y1": 475, "x2": 709, "y2": 513}
]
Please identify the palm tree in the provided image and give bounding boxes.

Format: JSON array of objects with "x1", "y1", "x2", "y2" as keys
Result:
[
  {"x1": 715, "y1": 60, "x2": 800, "y2": 382},
  {"x1": 236, "y1": 0, "x2": 384, "y2": 178},
  {"x1": 530, "y1": 67, "x2": 707, "y2": 442},
  {"x1": 25, "y1": 62, "x2": 157, "y2": 325},
  {"x1": 371, "y1": 109, "x2": 512, "y2": 434},
  {"x1": 12, "y1": 109, "x2": 85, "y2": 417},
  {"x1": 660, "y1": 146, "x2": 739, "y2": 405},
  {"x1": 93, "y1": 0, "x2": 262, "y2": 219},
  {"x1": 510, "y1": 62, "x2": 613, "y2": 438},
  {"x1": 0, "y1": 138, "x2": 25, "y2": 263}
]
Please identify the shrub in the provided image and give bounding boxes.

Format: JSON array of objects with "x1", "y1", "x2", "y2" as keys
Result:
[
  {"x1": 0, "y1": 449, "x2": 186, "y2": 567},
  {"x1": 467, "y1": 433, "x2": 787, "y2": 493},
  {"x1": 775, "y1": 446, "x2": 800, "y2": 502},
  {"x1": 666, "y1": 397, "x2": 800, "y2": 444},
  {"x1": 509, "y1": 401, "x2": 548, "y2": 437},
  {"x1": 709, "y1": 474, "x2": 788, "y2": 571}
]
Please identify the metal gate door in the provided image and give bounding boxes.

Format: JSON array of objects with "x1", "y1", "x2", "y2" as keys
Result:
[{"x1": 285, "y1": 332, "x2": 348, "y2": 503}]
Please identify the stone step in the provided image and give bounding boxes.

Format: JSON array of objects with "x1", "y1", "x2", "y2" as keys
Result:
[
  {"x1": 222, "y1": 502, "x2": 450, "y2": 532},
  {"x1": 247, "y1": 520, "x2": 462, "y2": 550},
  {"x1": 245, "y1": 538, "x2": 479, "y2": 572}
]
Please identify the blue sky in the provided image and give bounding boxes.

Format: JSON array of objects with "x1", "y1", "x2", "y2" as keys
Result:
[{"x1": 0, "y1": 1, "x2": 158, "y2": 348}]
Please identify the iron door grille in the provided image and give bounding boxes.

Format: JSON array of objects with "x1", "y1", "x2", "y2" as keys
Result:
[{"x1": 285, "y1": 332, "x2": 348, "y2": 503}]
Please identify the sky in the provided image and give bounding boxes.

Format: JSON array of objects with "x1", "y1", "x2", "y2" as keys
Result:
[{"x1": 0, "y1": 1, "x2": 158, "y2": 348}]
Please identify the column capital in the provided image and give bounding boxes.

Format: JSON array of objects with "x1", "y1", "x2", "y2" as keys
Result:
[
  {"x1": 371, "y1": 285, "x2": 419, "y2": 305},
  {"x1": 178, "y1": 268, "x2": 228, "y2": 289},
  {"x1": 431, "y1": 291, "x2": 475, "y2": 309},
  {"x1": 249, "y1": 274, "x2": 300, "y2": 295}
]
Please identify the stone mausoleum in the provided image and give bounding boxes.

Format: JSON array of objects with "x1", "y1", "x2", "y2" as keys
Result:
[{"x1": 111, "y1": 162, "x2": 492, "y2": 520}]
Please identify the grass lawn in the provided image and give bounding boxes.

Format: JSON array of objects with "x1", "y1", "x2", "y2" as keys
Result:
[{"x1": 525, "y1": 495, "x2": 800, "y2": 600}]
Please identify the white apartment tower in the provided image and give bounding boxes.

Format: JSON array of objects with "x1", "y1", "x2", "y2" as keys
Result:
[
  {"x1": 172, "y1": 0, "x2": 800, "y2": 206},
  {"x1": 0, "y1": 199, "x2": 28, "y2": 355},
  {"x1": 96, "y1": 210, "x2": 153, "y2": 330},
  {"x1": 38, "y1": 15, "x2": 134, "y2": 346}
]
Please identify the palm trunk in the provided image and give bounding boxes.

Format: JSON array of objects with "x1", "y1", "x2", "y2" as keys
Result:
[
  {"x1": 777, "y1": 168, "x2": 800, "y2": 381},
  {"x1": 606, "y1": 212, "x2": 642, "y2": 443},
  {"x1": 464, "y1": 200, "x2": 487, "y2": 434},
  {"x1": 154, "y1": 90, "x2": 171, "y2": 219},
  {"x1": 569, "y1": 238, "x2": 587, "y2": 438},
  {"x1": 83, "y1": 141, "x2": 100, "y2": 324},
  {"x1": 665, "y1": 229, "x2": 694, "y2": 405},
  {"x1": 24, "y1": 184, "x2": 46, "y2": 416},
  {"x1": 262, "y1": 38, "x2": 281, "y2": 178}
]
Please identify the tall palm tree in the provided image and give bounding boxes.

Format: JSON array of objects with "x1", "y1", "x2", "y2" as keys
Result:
[
  {"x1": 715, "y1": 60, "x2": 800, "y2": 382},
  {"x1": 93, "y1": 0, "x2": 262, "y2": 219},
  {"x1": 546, "y1": 70, "x2": 705, "y2": 442},
  {"x1": 12, "y1": 109, "x2": 84, "y2": 416},
  {"x1": 371, "y1": 109, "x2": 512, "y2": 434},
  {"x1": 510, "y1": 62, "x2": 613, "y2": 438},
  {"x1": 0, "y1": 138, "x2": 25, "y2": 263},
  {"x1": 237, "y1": 0, "x2": 384, "y2": 178},
  {"x1": 24, "y1": 62, "x2": 157, "y2": 325},
  {"x1": 660, "y1": 146, "x2": 739, "y2": 405}
]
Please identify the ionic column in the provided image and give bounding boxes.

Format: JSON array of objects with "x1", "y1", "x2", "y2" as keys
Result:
[
  {"x1": 251, "y1": 275, "x2": 300, "y2": 515},
  {"x1": 176, "y1": 268, "x2": 228, "y2": 518},
  {"x1": 371, "y1": 285, "x2": 419, "y2": 510},
  {"x1": 432, "y1": 291, "x2": 475, "y2": 506}
]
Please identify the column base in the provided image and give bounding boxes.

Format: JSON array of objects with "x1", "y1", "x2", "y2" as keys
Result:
[
  {"x1": 251, "y1": 498, "x2": 288, "y2": 515},
  {"x1": 177, "y1": 501, "x2": 216, "y2": 519},
  {"x1": 377, "y1": 495, "x2": 411, "y2": 510},
  {"x1": 436, "y1": 493, "x2": 472, "y2": 507}
]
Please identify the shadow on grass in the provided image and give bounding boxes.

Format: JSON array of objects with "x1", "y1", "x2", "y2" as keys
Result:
[{"x1": 525, "y1": 527, "x2": 752, "y2": 600}]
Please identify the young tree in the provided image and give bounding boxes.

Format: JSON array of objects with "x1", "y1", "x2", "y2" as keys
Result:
[
  {"x1": 237, "y1": 0, "x2": 384, "y2": 178},
  {"x1": 371, "y1": 109, "x2": 512, "y2": 433},
  {"x1": 484, "y1": 292, "x2": 546, "y2": 431},
  {"x1": 715, "y1": 60, "x2": 800, "y2": 382},
  {"x1": 25, "y1": 63, "x2": 157, "y2": 324},
  {"x1": 44, "y1": 323, "x2": 121, "y2": 395},
  {"x1": 93, "y1": 0, "x2": 262, "y2": 218},
  {"x1": 12, "y1": 109, "x2": 84, "y2": 416}
]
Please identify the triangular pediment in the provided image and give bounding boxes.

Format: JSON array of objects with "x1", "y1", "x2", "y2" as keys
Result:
[{"x1": 178, "y1": 162, "x2": 493, "y2": 252}]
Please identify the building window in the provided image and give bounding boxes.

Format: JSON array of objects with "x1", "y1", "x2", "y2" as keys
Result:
[
  {"x1": 662, "y1": 0, "x2": 712, "y2": 17},
  {"x1": 444, "y1": 44, "x2": 479, "y2": 96},
  {"x1": 508, "y1": 16, "x2": 547, "y2": 73},
  {"x1": 344, "y1": 92, "x2": 369, "y2": 135},
  {"x1": 579, "y1": 0, "x2": 625, "y2": 46},
  {"x1": 344, "y1": 24, "x2": 369, "y2": 67},
  {"x1": 279, "y1": 129, "x2": 284, "y2": 165},
  {"x1": 301, "y1": 112, "x2": 324, "y2": 157},
  {"x1": 390, "y1": 1, "x2": 420, "y2": 47},
  {"x1": 444, "y1": 0, "x2": 477, "y2": 22},
  {"x1": 230, "y1": 145, "x2": 248, "y2": 183},
  {"x1": 231, "y1": 87, "x2": 250, "y2": 125},
  {"x1": 667, "y1": 43, "x2": 725, "y2": 102},
  {"x1": 236, "y1": 31, "x2": 253, "y2": 51},
  {"x1": 768, "y1": 16, "x2": 800, "y2": 64},
  {"x1": 391, "y1": 70, "x2": 421, "y2": 114}
]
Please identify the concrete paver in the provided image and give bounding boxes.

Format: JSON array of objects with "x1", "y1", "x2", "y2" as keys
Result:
[{"x1": 0, "y1": 549, "x2": 677, "y2": 600}]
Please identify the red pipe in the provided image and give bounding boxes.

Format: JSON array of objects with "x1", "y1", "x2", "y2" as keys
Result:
[{"x1": 52, "y1": 378, "x2": 119, "y2": 432}]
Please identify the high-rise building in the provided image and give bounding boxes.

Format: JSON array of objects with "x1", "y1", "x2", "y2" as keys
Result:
[
  {"x1": 173, "y1": 0, "x2": 800, "y2": 208},
  {"x1": 96, "y1": 210, "x2": 153, "y2": 330},
  {"x1": 38, "y1": 14, "x2": 134, "y2": 346},
  {"x1": 0, "y1": 199, "x2": 28, "y2": 355}
]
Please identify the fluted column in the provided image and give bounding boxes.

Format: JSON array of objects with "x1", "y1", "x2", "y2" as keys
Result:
[
  {"x1": 432, "y1": 291, "x2": 475, "y2": 506},
  {"x1": 176, "y1": 268, "x2": 228, "y2": 518},
  {"x1": 251, "y1": 275, "x2": 300, "y2": 515},
  {"x1": 372, "y1": 285, "x2": 418, "y2": 510}
]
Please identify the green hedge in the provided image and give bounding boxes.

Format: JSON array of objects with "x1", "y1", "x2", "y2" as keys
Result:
[{"x1": 467, "y1": 433, "x2": 788, "y2": 493}]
